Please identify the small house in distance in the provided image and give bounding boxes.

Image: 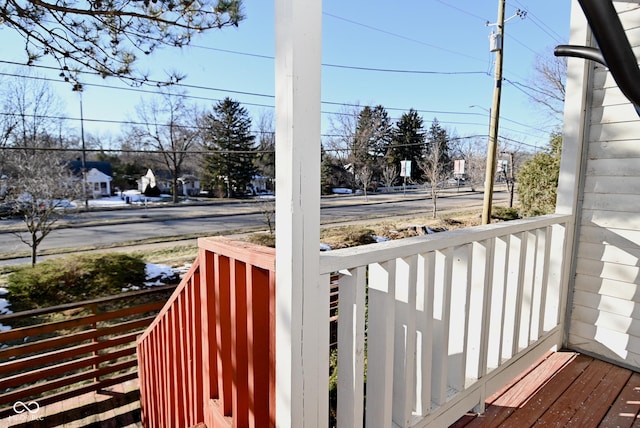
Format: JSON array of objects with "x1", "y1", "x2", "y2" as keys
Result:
[{"x1": 67, "y1": 160, "x2": 113, "y2": 198}]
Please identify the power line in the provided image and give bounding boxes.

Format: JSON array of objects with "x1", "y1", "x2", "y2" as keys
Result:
[
  {"x1": 0, "y1": 145, "x2": 273, "y2": 155},
  {"x1": 189, "y1": 45, "x2": 488, "y2": 76},
  {"x1": 0, "y1": 65, "x2": 552, "y2": 138},
  {"x1": 433, "y1": 0, "x2": 490, "y2": 23},
  {"x1": 510, "y1": 0, "x2": 566, "y2": 43},
  {"x1": 323, "y1": 12, "x2": 487, "y2": 63}
]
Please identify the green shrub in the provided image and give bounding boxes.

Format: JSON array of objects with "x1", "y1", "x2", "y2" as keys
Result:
[
  {"x1": 491, "y1": 206, "x2": 521, "y2": 221},
  {"x1": 7, "y1": 253, "x2": 146, "y2": 310},
  {"x1": 517, "y1": 132, "x2": 562, "y2": 217}
]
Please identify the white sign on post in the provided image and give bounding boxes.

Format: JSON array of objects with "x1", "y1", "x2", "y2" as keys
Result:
[{"x1": 400, "y1": 160, "x2": 412, "y2": 178}]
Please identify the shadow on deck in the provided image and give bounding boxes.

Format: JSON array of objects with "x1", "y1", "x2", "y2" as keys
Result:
[
  {"x1": 453, "y1": 350, "x2": 640, "y2": 427},
  {"x1": 7, "y1": 380, "x2": 141, "y2": 428},
  {"x1": 10, "y1": 351, "x2": 640, "y2": 427}
]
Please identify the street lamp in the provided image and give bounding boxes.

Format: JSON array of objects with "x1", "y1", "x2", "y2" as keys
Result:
[{"x1": 72, "y1": 82, "x2": 88, "y2": 209}]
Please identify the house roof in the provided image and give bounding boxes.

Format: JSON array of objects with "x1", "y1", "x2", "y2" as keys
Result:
[
  {"x1": 86, "y1": 168, "x2": 113, "y2": 182},
  {"x1": 68, "y1": 161, "x2": 113, "y2": 177}
]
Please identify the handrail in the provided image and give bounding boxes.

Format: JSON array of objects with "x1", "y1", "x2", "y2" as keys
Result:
[
  {"x1": 320, "y1": 213, "x2": 571, "y2": 274},
  {"x1": 0, "y1": 284, "x2": 175, "y2": 323},
  {"x1": 555, "y1": 0, "x2": 640, "y2": 111}
]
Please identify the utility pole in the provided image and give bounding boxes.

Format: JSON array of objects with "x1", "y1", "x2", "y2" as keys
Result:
[
  {"x1": 72, "y1": 82, "x2": 89, "y2": 209},
  {"x1": 482, "y1": 0, "x2": 506, "y2": 225},
  {"x1": 481, "y1": 2, "x2": 526, "y2": 224}
]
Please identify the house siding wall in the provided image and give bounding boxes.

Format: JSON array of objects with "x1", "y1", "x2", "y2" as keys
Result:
[{"x1": 566, "y1": 2, "x2": 640, "y2": 368}]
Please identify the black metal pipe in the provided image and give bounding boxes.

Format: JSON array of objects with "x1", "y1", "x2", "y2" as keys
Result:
[
  {"x1": 555, "y1": 0, "x2": 640, "y2": 109},
  {"x1": 554, "y1": 45, "x2": 606, "y2": 66}
]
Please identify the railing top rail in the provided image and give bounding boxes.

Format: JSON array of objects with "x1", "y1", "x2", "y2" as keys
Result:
[
  {"x1": 0, "y1": 284, "x2": 176, "y2": 323},
  {"x1": 319, "y1": 213, "x2": 572, "y2": 274},
  {"x1": 198, "y1": 237, "x2": 276, "y2": 272}
]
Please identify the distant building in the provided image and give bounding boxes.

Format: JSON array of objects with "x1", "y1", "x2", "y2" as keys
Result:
[
  {"x1": 178, "y1": 175, "x2": 201, "y2": 197},
  {"x1": 67, "y1": 160, "x2": 113, "y2": 197}
]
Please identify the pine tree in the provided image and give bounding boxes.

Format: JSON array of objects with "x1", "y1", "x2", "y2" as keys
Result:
[
  {"x1": 351, "y1": 105, "x2": 392, "y2": 190},
  {"x1": 424, "y1": 118, "x2": 452, "y2": 180},
  {"x1": 388, "y1": 109, "x2": 425, "y2": 181},
  {"x1": 202, "y1": 97, "x2": 257, "y2": 197}
]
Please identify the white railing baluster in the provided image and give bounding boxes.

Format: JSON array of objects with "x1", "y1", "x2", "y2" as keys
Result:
[
  {"x1": 449, "y1": 245, "x2": 470, "y2": 393},
  {"x1": 366, "y1": 261, "x2": 397, "y2": 428},
  {"x1": 392, "y1": 255, "x2": 419, "y2": 427},
  {"x1": 503, "y1": 233, "x2": 522, "y2": 359},
  {"x1": 415, "y1": 252, "x2": 435, "y2": 418},
  {"x1": 530, "y1": 227, "x2": 548, "y2": 341},
  {"x1": 519, "y1": 230, "x2": 537, "y2": 351},
  {"x1": 545, "y1": 223, "x2": 567, "y2": 333},
  {"x1": 488, "y1": 236, "x2": 508, "y2": 370},
  {"x1": 467, "y1": 239, "x2": 493, "y2": 383},
  {"x1": 337, "y1": 267, "x2": 366, "y2": 428},
  {"x1": 432, "y1": 248, "x2": 453, "y2": 405},
  {"x1": 537, "y1": 226, "x2": 552, "y2": 336}
]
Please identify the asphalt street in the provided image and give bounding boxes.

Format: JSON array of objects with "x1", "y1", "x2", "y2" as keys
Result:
[{"x1": 0, "y1": 187, "x2": 511, "y2": 264}]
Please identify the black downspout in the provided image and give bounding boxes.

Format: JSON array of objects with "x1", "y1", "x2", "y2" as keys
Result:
[{"x1": 555, "y1": 0, "x2": 640, "y2": 113}]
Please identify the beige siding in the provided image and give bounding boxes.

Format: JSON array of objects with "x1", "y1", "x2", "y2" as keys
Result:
[{"x1": 566, "y1": 3, "x2": 640, "y2": 369}]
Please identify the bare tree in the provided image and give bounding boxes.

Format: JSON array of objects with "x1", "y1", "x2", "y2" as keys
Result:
[
  {"x1": 129, "y1": 90, "x2": 200, "y2": 203},
  {"x1": 381, "y1": 163, "x2": 398, "y2": 191},
  {"x1": 527, "y1": 51, "x2": 567, "y2": 124},
  {"x1": 326, "y1": 103, "x2": 362, "y2": 164},
  {"x1": 4, "y1": 72, "x2": 64, "y2": 150},
  {"x1": 0, "y1": 93, "x2": 17, "y2": 179},
  {"x1": 258, "y1": 199, "x2": 275, "y2": 235},
  {"x1": 6, "y1": 150, "x2": 82, "y2": 265},
  {"x1": 358, "y1": 164, "x2": 374, "y2": 201},
  {"x1": 419, "y1": 122, "x2": 451, "y2": 218},
  {"x1": 1, "y1": 0, "x2": 244, "y2": 81},
  {"x1": 255, "y1": 109, "x2": 275, "y2": 185}
]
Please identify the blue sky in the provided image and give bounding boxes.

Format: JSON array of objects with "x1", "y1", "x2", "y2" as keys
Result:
[{"x1": 0, "y1": 0, "x2": 571, "y2": 151}]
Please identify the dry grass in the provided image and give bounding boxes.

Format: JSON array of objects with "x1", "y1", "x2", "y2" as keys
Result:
[{"x1": 243, "y1": 210, "x2": 485, "y2": 250}]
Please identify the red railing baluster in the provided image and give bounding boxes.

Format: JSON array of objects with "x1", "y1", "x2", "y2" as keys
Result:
[{"x1": 137, "y1": 238, "x2": 276, "y2": 428}]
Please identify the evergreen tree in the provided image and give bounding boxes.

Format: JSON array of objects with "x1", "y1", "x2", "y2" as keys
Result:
[
  {"x1": 517, "y1": 132, "x2": 562, "y2": 216},
  {"x1": 425, "y1": 118, "x2": 452, "y2": 178},
  {"x1": 351, "y1": 105, "x2": 392, "y2": 189},
  {"x1": 201, "y1": 97, "x2": 257, "y2": 197},
  {"x1": 388, "y1": 109, "x2": 425, "y2": 182}
]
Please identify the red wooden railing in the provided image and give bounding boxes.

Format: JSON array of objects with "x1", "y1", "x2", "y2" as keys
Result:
[
  {"x1": 0, "y1": 285, "x2": 173, "y2": 421},
  {"x1": 137, "y1": 237, "x2": 276, "y2": 428}
]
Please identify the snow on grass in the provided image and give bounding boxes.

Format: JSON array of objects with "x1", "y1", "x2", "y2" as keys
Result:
[{"x1": 0, "y1": 287, "x2": 12, "y2": 332}]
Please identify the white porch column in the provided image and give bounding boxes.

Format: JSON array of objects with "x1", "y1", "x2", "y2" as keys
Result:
[
  {"x1": 274, "y1": 0, "x2": 323, "y2": 427},
  {"x1": 556, "y1": 0, "x2": 592, "y2": 215}
]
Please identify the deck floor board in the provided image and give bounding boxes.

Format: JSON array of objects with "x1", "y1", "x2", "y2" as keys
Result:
[{"x1": 455, "y1": 351, "x2": 640, "y2": 428}]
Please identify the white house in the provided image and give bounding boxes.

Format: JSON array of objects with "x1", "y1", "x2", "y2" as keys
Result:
[{"x1": 85, "y1": 167, "x2": 112, "y2": 198}]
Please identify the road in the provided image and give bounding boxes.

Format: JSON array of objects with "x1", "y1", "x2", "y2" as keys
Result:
[{"x1": 0, "y1": 188, "x2": 511, "y2": 261}]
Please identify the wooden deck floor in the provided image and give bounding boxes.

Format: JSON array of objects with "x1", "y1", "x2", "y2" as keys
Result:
[
  {"x1": 6, "y1": 380, "x2": 141, "y2": 428},
  {"x1": 5, "y1": 351, "x2": 639, "y2": 427},
  {"x1": 453, "y1": 350, "x2": 640, "y2": 428}
]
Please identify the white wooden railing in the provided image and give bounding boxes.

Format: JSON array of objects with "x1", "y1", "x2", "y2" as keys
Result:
[{"x1": 319, "y1": 214, "x2": 572, "y2": 428}]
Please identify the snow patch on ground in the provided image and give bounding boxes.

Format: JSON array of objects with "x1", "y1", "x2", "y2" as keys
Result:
[
  {"x1": 121, "y1": 262, "x2": 182, "y2": 291},
  {"x1": 0, "y1": 287, "x2": 12, "y2": 332}
]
